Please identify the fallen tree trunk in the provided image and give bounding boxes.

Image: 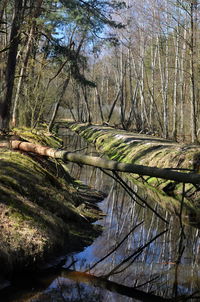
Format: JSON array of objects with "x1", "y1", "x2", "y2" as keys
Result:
[{"x1": 1, "y1": 140, "x2": 200, "y2": 185}]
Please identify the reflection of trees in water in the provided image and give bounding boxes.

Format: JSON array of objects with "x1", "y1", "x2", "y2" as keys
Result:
[
  {"x1": 31, "y1": 279, "x2": 103, "y2": 302},
  {"x1": 60, "y1": 132, "x2": 200, "y2": 300}
]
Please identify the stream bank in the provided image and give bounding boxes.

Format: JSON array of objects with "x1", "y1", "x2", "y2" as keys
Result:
[
  {"x1": 0, "y1": 128, "x2": 105, "y2": 287},
  {"x1": 66, "y1": 122, "x2": 200, "y2": 227}
]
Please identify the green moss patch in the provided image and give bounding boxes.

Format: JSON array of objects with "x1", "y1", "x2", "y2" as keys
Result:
[{"x1": 67, "y1": 122, "x2": 200, "y2": 228}]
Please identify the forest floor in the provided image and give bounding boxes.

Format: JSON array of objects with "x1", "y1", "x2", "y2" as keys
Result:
[
  {"x1": 66, "y1": 122, "x2": 200, "y2": 228},
  {"x1": 0, "y1": 127, "x2": 105, "y2": 289}
]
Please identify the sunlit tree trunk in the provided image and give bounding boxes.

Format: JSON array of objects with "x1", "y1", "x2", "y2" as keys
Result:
[
  {"x1": 127, "y1": 46, "x2": 134, "y2": 128},
  {"x1": 48, "y1": 77, "x2": 70, "y2": 132},
  {"x1": 0, "y1": 0, "x2": 8, "y2": 85},
  {"x1": 149, "y1": 37, "x2": 158, "y2": 130},
  {"x1": 11, "y1": 27, "x2": 33, "y2": 126},
  {"x1": 139, "y1": 52, "x2": 145, "y2": 131},
  {"x1": 119, "y1": 47, "x2": 126, "y2": 128},
  {"x1": 158, "y1": 34, "x2": 169, "y2": 139},
  {"x1": 0, "y1": 0, "x2": 23, "y2": 131},
  {"x1": 12, "y1": 0, "x2": 43, "y2": 127},
  {"x1": 172, "y1": 29, "x2": 180, "y2": 140},
  {"x1": 82, "y1": 85, "x2": 92, "y2": 124},
  {"x1": 178, "y1": 25, "x2": 187, "y2": 139},
  {"x1": 189, "y1": 0, "x2": 198, "y2": 143},
  {"x1": 95, "y1": 87, "x2": 104, "y2": 123}
]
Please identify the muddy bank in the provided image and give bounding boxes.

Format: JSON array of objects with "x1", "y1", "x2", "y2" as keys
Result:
[
  {"x1": 66, "y1": 122, "x2": 200, "y2": 227},
  {"x1": 0, "y1": 128, "x2": 105, "y2": 284}
]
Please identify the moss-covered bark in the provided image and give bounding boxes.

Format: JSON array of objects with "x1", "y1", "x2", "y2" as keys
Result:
[{"x1": 66, "y1": 122, "x2": 200, "y2": 228}]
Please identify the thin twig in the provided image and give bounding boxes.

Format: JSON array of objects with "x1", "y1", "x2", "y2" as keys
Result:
[
  {"x1": 134, "y1": 275, "x2": 160, "y2": 289},
  {"x1": 85, "y1": 220, "x2": 144, "y2": 272},
  {"x1": 113, "y1": 171, "x2": 169, "y2": 224},
  {"x1": 99, "y1": 168, "x2": 144, "y2": 207},
  {"x1": 104, "y1": 229, "x2": 168, "y2": 278}
]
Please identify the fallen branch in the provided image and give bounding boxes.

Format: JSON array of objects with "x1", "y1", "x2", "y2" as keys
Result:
[{"x1": 1, "y1": 140, "x2": 200, "y2": 184}]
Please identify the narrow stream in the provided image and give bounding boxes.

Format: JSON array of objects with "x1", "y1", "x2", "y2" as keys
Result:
[{"x1": 3, "y1": 130, "x2": 200, "y2": 301}]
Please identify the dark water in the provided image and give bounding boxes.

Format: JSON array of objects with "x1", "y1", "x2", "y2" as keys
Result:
[{"x1": 2, "y1": 130, "x2": 200, "y2": 301}]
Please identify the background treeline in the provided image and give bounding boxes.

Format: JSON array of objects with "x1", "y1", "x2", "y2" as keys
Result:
[
  {"x1": 85, "y1": 0, "x2": 200, "y2": 143},
  {"x1": 0, "y1": 0, "x2": 200, "y2": 143}
]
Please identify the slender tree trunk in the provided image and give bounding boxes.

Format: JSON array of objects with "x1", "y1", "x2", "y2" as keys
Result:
[
  {"x1": 82, "y1": 85, "x2": 92, "y2": 124},
  {"x1": 127, "y1": 80, "x2": 139, "y2": 129},
  {"x1": 48, "y1": 77, "x2": 70, "y2": 132},
  {"x1": 139, "y1": 56, "x2": 145, "y2": 130},
  {"x1": 158, "y1": 35, "x2": 169, "y2": 139},
  {"x1": 11, "y1": 26, "x2": 34, "y2": 126},
  {"x1": 120, "y1": 48, "x2": 126, "y2": 128},
  {"x1": 107, "y1": 87, "x2": 121, "y2": 124},
  {"x1": 95, "y1": 87, "x2": 104, "y2": 123},
  {"x1": 127, "y1": 46, "x2": 133, "y2": 128},
  {"x1": 190, "y1": 0, "x2": 197, "y2": 143},
  {"x1": 172, "y1": 31, "x2": 179, "y2": 140},
  {"x1": 164, "y1": 36, "x2": 169, "y2": 139},
  {"x1": 179, "y1": 26, "x2": 187, "y2": 139},
  {"x1": 149, "y1": 39, "x2": 157, "y2": 129},
  {"x1": 0, "y1": 1, "x2": 7, "y2": 84}
]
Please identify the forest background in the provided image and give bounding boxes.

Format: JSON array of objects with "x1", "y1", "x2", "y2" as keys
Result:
[{"x1": 0, "y1": 0, "x2": 200, "y2": 143}]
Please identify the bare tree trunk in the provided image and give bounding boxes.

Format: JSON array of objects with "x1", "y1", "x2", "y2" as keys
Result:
[
  {"x1": 179, "y1": 26, "x2": 187, "y2": 139},
  {"x1": 82, "y1": 85, "x2": 92, "y2": 124},
  {"x1": 149, "y1": 38, "x2": 158, "y2": 129},
  {"x1": 172, "y1": 30, "x2": 179, "y2": 140},
  {"x1": 0, "y1": 0, "x2": 23, "y2": 131},
  {"x1": 48, "y1": 77, "x2": 70, "y2": 132},
  {"x1": 95, "y1": 87, "x2": 104, "y2": 123},
  {"x1": 107, "y1": 87, "x2": 121, "y2": 124},
  {"x1": 120, "y1": 48, "x2": 126, "y2": 128},
  {"x1": 127, "y1": 80, "x2": 140, "y2": 130},
  {"x1": 139, "y1": 55, "x2": 145, "y2": 130},
  {"x1": 190, "y1": 0, "x2": 198, "y2": 143},
  {"x1": 158, "y1": 34, "x2": 169, "y2": 139},
  {"x1": 0, "y1": 1, "x2": 8, "y2": 85},
  {"x1": 11, "y1": 0, "x2": 43, "y2": 127},
  {"x1": 11, "y1": 26, "x2": 34, "y2": 126},
  {"x1": 131, "y1": 46, "x2": 149, "y2": 131}
]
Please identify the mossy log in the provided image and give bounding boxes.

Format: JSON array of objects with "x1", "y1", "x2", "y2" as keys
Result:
[{"x1": 1, "y1": 140, "x2": 200, "y2": 184}]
